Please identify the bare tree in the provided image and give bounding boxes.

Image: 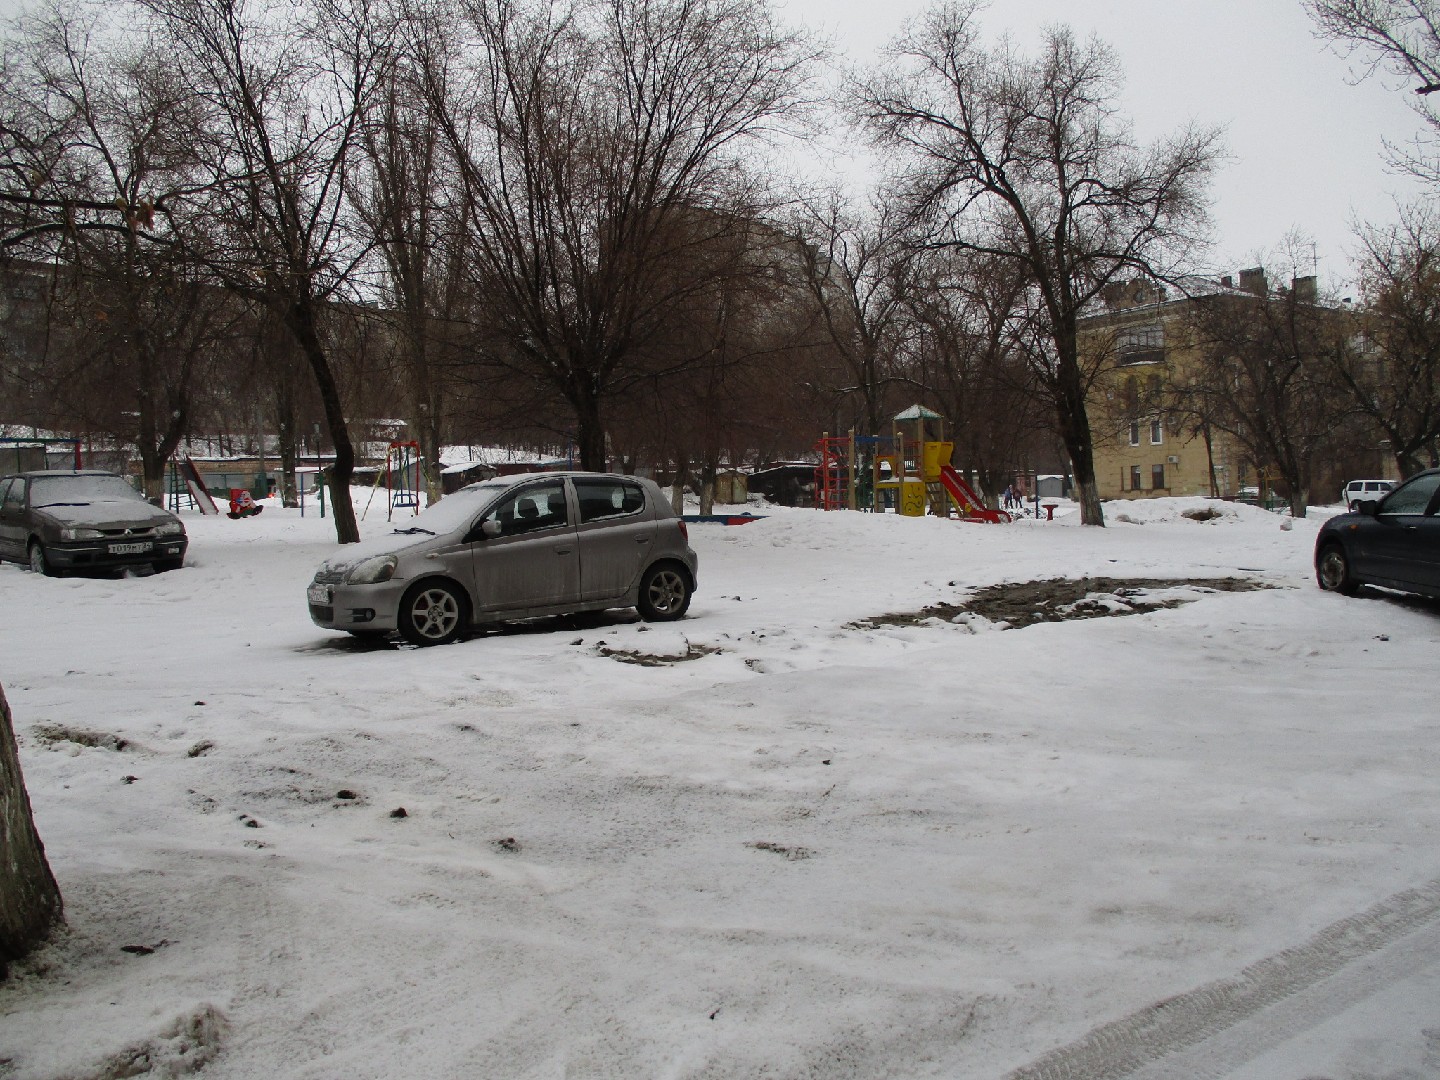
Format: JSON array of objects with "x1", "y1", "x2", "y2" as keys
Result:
[
  {"x1": 853, "y1": 2, "x2": 1221, "y2": 524},
  {"x1": 0, "y1": 5, "x2": 240, "y2": 497},
  {"x1": 0, "y1": 9, "x2": 172, "y2": 251},
  {"x1": 1308, "y1": 0, "x2": 1440, "y2": 184},
  {"x1": 1, "y1": 681, "x2": 63, "y2": 980},
  {"x1": 140, "y1": 0, "x2": 396, "y2": 543},
  {"x1": 1178, "y1": 267, "x2": 1354, "y2": 517},
  {"x1": 903, "y1": 247, "x2": 1050, "y2": 505},
  {"x1": 418, "y1": 0, "x2": 816, "y2": 470},
  {"x1": 351, "y1": 47, "x2": 472, "y2": 504},
  {"x1": 1339, "y1": 205, "x2": 1440, "y2": 475},
  {"x1": 793, "y1": 195, "x2": 914, "y2": 436}
]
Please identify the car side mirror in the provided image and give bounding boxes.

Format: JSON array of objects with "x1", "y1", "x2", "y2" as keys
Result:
[
  {"x1": 464, "y1": 519, "x2": 502, "y2": 543},
  {"x1": 1358, "y1": 499, "x2": 1379, "y2": 516}
]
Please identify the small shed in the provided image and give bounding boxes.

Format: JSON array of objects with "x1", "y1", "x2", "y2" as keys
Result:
[
  {"x1": 713, "y1": 470, "x2": 748, "y2": 505},
  {"x1": 747, "y1": 463, "x2": 814, "y2": 507},
  {"x1": 442, "y1": 461, "x2": 497, "y2": 494}
]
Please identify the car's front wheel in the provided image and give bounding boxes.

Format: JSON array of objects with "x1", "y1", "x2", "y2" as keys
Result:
[
  {"x1": 1316, "y1": 543, "x2": 1359, "y2": 596},
  {"x1": 153, "y1": 557, "x2": 184, "y2": 573},
  {"x1": 637, "y1": 563, "x2": 691, "y2": 621},
  {"x1": 27, "y1": 541, "x2": 58, "y2": 577},
  {"x1": 398, "y1": 580, "x2": 468, "y2": 646}
]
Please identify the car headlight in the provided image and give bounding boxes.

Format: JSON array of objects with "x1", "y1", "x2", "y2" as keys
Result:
[
  {"x1": 59, "y1": 527, "x2": 105, "y2": 540},
  {"x1": 346, "y1": 555, "x2": 398, "y2": 584},
  {"x1": 156, "y1": 521, "x2": 185, "y2": 536}
]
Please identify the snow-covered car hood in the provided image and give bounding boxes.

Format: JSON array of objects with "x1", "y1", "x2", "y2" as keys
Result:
[
  {"x1": 316, "y1": 530, "x2": 439, "y2": 576},
  {"x1": 35, "y1": 499, "x2": 181, "y2": 530},
  {"x1": 315, "y1": 486, "x2": 500, "y2": 576}
]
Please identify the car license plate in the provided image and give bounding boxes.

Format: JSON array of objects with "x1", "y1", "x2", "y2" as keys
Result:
[
  {"x1": 308, "y1": 583, "x2": 332, "y2": 605},
  {"x1": 109, "y1": 542, "x2": 152, "y2": 554}
]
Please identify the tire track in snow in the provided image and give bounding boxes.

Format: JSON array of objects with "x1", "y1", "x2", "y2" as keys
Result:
[{"x1": 1005, "y1": 877, "x2": 1440, "y2": 1080}]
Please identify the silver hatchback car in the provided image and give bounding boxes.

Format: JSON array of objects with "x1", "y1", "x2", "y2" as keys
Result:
[{"x1": 307, "y1": 472, "x2": 699, "y2": 645}]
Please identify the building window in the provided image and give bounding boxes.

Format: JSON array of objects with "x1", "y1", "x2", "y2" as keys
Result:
[
  {"x1": 1151, "y1": 464, "x2": 1166, "y2": 490},
  {"x1": 1118, "y1": 324, "x2": 1165, "y2": 366},
  {"x1": 1150, "y1": 417, "x2": 1163, "y2": 444},
  {"x1": 1129, "y1": 421, "x2": 1140, "y2": 446},
  {"x1": 1130, "y1": 465, "x2": 1142, "y2": 491}
]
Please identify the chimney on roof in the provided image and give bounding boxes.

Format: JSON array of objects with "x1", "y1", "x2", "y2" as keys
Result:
[
  {"x1": 1292, "y1": 275, "x2": 1317, "y2": 303},
  {"x1": 1220, "y1": 274, "x2": 1233, "y2": 288},
  {"x1": 1238, "y1": 267, "x2": 1267, "y2": 295}
]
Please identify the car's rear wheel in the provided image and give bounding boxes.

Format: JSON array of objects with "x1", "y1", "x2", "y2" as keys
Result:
[
  {"x1": 637, "y1": 563, "x2": 691, "y2": 621},
  {"x1": 398, "y1": 581, "x2": 468, "y2": 646},
  {"x1": 1317, "y1": 543, "x2": 1359, "y2": 596},
  {"x1": 27, "y1": 541, "x2": 58, "y2": 577}
]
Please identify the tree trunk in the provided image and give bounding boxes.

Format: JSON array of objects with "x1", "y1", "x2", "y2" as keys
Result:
[
  {"x1": 699, "y1": 455, "x2": 717, "y2": 516},
  {"x1": 571, "y1": 384, "x2": 607, "y2": 472},
  {"x1": 1053, "y1": 374, "x2": 1104, "y2": 525},
  {"x1": 283, "y1": 300, "x2": 359, "y2": 543},
  {"x1": 275, "y1": 380, "x2": 299, "y2": 508},
  {"x1": 1049, "y1": 314, "x2": 1105, "y2": 526},
  {"x1": 671, "y1": 454, "x2": 691, "y2": 515},
  {"x1": 0, "y1": 682, "x2": 63, "y2": 979}
]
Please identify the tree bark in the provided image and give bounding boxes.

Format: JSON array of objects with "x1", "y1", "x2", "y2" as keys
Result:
[
  {"x1": 283, "y1": 300, "x2": 359, "y2": 543},
  {"x1": 0, "y1": 682, "x2": 63, "y2": 979}
]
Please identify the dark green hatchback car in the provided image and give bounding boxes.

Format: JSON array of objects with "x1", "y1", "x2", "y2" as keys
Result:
[{"x1": 0, "y1": 470, "x2": 188, "y2": 576}]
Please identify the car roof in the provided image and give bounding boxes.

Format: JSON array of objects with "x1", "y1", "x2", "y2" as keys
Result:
[{"x1": 5, "y1": 470, "x2": 121, "y2": 479}]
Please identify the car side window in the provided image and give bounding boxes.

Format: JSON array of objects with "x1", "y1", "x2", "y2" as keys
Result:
[
  {"x1": 1381, "y1": 474, "x2": 1440, "y2": 516},
  {"x1": 485, "y1": 481, "x2": 569, "y2": 537},
  {"x1": 574, "y1": 478, "x2": 645, "y2": 524},
  {"x1": 0, "y1": 479, "x2": 11, "y2": 509},
  {"x1": 1, "y1": 479, "x2": 21, "y2": 510}
]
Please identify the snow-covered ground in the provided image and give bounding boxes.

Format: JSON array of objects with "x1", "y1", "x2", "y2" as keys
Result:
[{"x1": 2, "y1": 493, "x2": 1437, "y2": 1079}]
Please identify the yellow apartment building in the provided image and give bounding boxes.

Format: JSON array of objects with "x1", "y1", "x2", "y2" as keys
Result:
[{"x1": 1082, "y1": 275, "x2": 1273, "y2": 501}]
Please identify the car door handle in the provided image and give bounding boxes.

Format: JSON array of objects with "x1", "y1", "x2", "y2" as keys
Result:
[
  {"x1": 635, "y1": 536, "x2": 651, "y2": 543},
  {"x1": 555, "y1": 547, "x2": 572, "y2": 555}
]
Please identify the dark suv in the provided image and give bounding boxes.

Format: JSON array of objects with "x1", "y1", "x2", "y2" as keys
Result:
[{"x1": 0, "y1": 471, "x2": 188, "y2": 576}]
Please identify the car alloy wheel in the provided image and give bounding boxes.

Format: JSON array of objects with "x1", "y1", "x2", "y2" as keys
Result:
[
  {"x1": 399, "y1": 581, "x2": 466, "y2": 646},
  {"x1": 638, "y1": 564, "x2": 691, "y2": 621},
  {"x1": 1316, "y1": 544, "x2": 1358, "y2": 596}
]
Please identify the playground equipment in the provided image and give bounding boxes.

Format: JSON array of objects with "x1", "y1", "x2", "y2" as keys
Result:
[
  {"x1": 815, "y1": 405, "x2": 1011, "y2": 523},
  {"x1": 362, "y1": 440, "x2": 429, "y2": 520},
  {"x1": 169, "y1": 457, "x2": 220, "y2": 515}
]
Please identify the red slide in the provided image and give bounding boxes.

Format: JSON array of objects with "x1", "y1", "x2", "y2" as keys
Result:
[{"x1": 938, "y1": 466, "x2": 1011, "y2": 523}]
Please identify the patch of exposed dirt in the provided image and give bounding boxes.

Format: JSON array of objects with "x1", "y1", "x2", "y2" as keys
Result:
[
  {"x1": 853, "y1": 576, "x2": 1274, "y2": 632},
  {"x1": 31, "y1": 723, "x2": 132, "y2": 751},
  {"x1": 596, "y1": 641, "x2": 721, "y2": 666},
  {"x1": 748, "y1": 841, "x2": 814, "y2": 861}
]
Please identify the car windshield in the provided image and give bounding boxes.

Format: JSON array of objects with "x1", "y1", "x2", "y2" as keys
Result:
[
  {"x1": 1381, "y1": 473, "x2": 1440, "y2": 515},
  {"x1": 30, "y1": 474, "x2": 144, "y2": 507},
  {"x1": 392, "y1": 482, "x2": 508, "y2": 535}
]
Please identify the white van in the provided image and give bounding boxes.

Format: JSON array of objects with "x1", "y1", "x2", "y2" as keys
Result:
[{"x1": 1341, "y1": 479, "x2": 1394, "y2": 511}]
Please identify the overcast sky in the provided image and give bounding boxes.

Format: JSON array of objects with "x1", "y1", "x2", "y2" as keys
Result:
[{"x1": 783, "y1": 0, "x2": 1429, "y2": 291}]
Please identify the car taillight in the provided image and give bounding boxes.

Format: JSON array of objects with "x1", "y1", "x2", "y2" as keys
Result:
[{"x1": 677, "y1": 519, "x2": 688, "y2": 541}]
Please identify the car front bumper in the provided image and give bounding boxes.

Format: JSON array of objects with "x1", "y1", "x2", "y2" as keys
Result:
[
  {"x1": 307, "y1": 578, "x2": 407, "y2": 632},
  {"x1": 46, "y1": 537, "x2": 188, "y2": 570}
]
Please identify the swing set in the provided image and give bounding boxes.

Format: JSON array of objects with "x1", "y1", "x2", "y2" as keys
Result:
[{"x1": 363, "y1": 440, "x2": 429, "y2": 520}]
